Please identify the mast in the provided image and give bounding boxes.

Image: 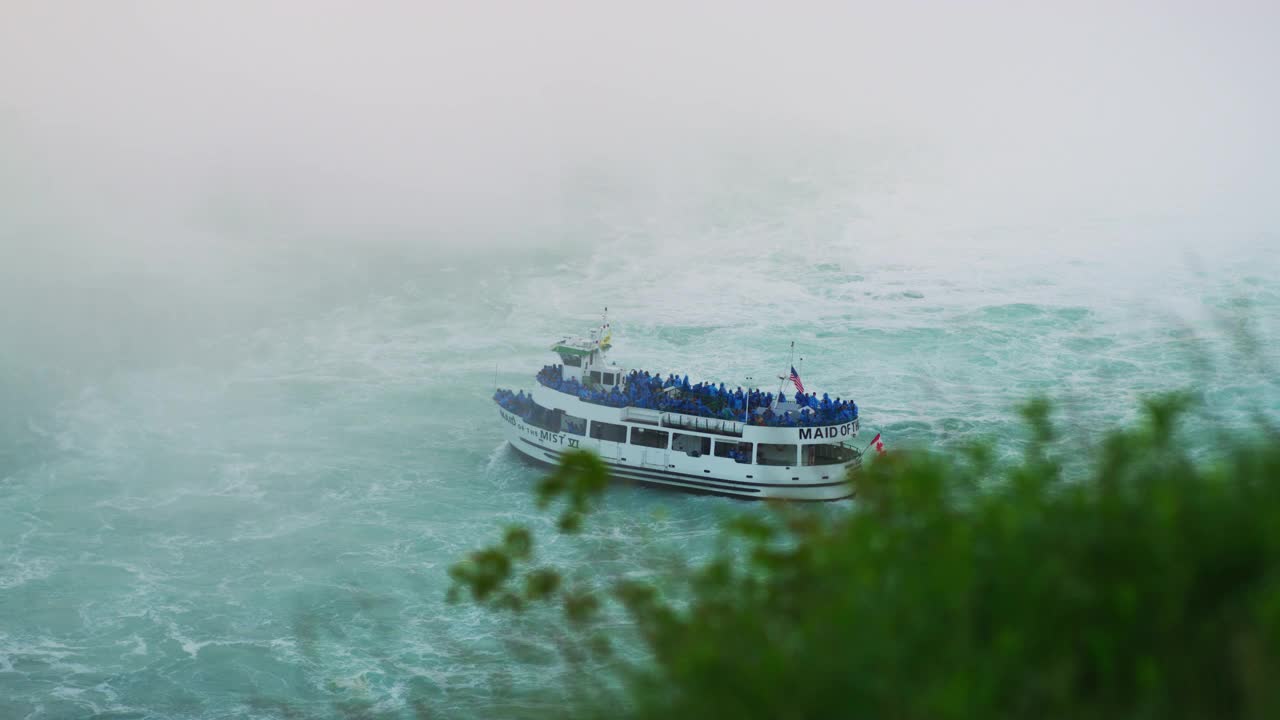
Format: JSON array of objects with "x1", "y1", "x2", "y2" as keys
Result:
[{"x1": 598, "y1": 306, "x2": 611, "y2": 352}]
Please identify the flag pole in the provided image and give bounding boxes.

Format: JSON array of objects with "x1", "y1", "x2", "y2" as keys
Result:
[{"x1": 774, "y1": 341, "x2": 794, "y2": 408}]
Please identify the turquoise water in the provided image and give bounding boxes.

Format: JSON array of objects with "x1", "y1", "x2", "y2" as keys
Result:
[{"x1": 3, "y1": 178, "x2": 1279, "y2": 718}]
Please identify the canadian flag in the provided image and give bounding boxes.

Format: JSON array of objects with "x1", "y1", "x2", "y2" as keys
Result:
[{"x1": 869, "y1": 433, "x2": 886, "y2": 455}]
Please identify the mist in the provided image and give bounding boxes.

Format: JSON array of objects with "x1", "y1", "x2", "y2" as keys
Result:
[
  {"x1": 2, "y1": 0, "x2": 1278, "y2": 379},
  {"x1": 5, "y1": 5, "x2": 1280, "y2": 716},
  {"x1": 6, "y1": 1, "x2": 1278, "y2": 228}
]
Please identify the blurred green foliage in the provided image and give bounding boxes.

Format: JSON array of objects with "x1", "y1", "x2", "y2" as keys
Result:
[{"x1": 450, "y1": 395, "x2": 1280, "y2": 719}]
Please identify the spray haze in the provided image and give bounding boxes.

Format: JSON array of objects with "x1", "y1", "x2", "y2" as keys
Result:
[
  {"x1": 3, "y1": 0, "x2": 1277, "y2": 393},
  {"x1": 2, "y1": 4, "x2": 1279, "y2": 717},
  {"x1": 4, "y1": 1, "x2": 1277, "y2": 240},
  {"x1": 0, "y1": 0, "x2": 1277, "y2": 399}
]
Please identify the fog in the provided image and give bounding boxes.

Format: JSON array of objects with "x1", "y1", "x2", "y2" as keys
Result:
[
  {"x1": 2, "y1": 7, "x2": 1279, "y2": 712},
  {"x1": 6, "y1": 1, "x2": 1278, "y2": 232},
  {"x1": 2, "y1": 0, "x2": 1278, "y2": 378}
]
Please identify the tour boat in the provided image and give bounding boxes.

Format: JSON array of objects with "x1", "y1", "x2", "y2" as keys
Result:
[{"x1": 494, "y1": 317, "x2": 866, "y2": 500}]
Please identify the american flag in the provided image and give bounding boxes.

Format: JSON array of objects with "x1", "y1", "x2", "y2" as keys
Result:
[{"x1": 789, "y1": 366, "x2": 805, "y2": 394}]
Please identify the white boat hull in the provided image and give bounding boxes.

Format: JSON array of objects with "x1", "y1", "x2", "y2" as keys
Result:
[{"x1": 498, "y1": 406, "x2": 857, "y2": 501}]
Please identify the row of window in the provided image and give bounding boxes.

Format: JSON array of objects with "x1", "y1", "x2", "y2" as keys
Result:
[
  {"x1": 583, "y1": 419, "x2": 829, "y2": 467},
  {"x1": 587, "y1": 370, "x2": 619, "y2": 386},
  {"x1": 537, "y1": 405, "x2": 848, "y2": 466}
]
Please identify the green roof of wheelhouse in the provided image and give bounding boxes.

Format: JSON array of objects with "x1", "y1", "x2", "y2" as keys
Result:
[{"x1": 551, "y1": 343, "x2": 594, "y2": 357}]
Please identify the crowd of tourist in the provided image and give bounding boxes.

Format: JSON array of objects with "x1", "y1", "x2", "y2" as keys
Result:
[
  {"x1": 532, "y1": 364, "x2": 857, "y2": 427},
  {"x1": 493, "y1": 388, "x2": 537, "y2": 419}
]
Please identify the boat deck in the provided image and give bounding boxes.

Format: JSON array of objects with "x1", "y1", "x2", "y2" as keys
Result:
[{"x1": 535, "y1": 365, "x2": 858, "y2": 429}]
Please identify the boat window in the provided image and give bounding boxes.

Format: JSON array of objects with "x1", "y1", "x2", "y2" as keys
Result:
[
  {"x1": 526, "y1": 402, "x2": 557, "y2": 432},
  {"x1": 630, "y1": 427, "x2": 669, "y2": 449},
  {"x1": 589, "y1": 421, "x2": 627, "y2": 443},
  {"x1": 672, "y1": 433, "x2": 711, "y2": 457},
  {"x1": 714, "y1": 440, "x2": 753, "y2": 464},
  {"x1": 757, "y1": 443, "x2": 798, "y2": 467},
  {"x1": 589, "y1": 370, "x2": 602, "y2": 384},
  {"x1": 803, "y1": 443, "x2": 856, "y2": 466},
  {"x1": 562, "y1": 412, "x2": 587, "y2": 436},
  {"x1": 561, "y1": 355, "x2": 582, "y2": 367},
  {"x1": 602, "y1": 372, "x2": 615, "y2": 385}
]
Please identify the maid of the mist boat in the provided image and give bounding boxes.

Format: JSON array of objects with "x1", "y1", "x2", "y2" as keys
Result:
[{"x1": 494, "y1": 313, "x2": 873, "y2": 500}]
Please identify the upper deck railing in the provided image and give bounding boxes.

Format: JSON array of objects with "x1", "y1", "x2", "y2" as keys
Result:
[{"x1": 535, "y1": 364, "x2": 858, "y2": 429}]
